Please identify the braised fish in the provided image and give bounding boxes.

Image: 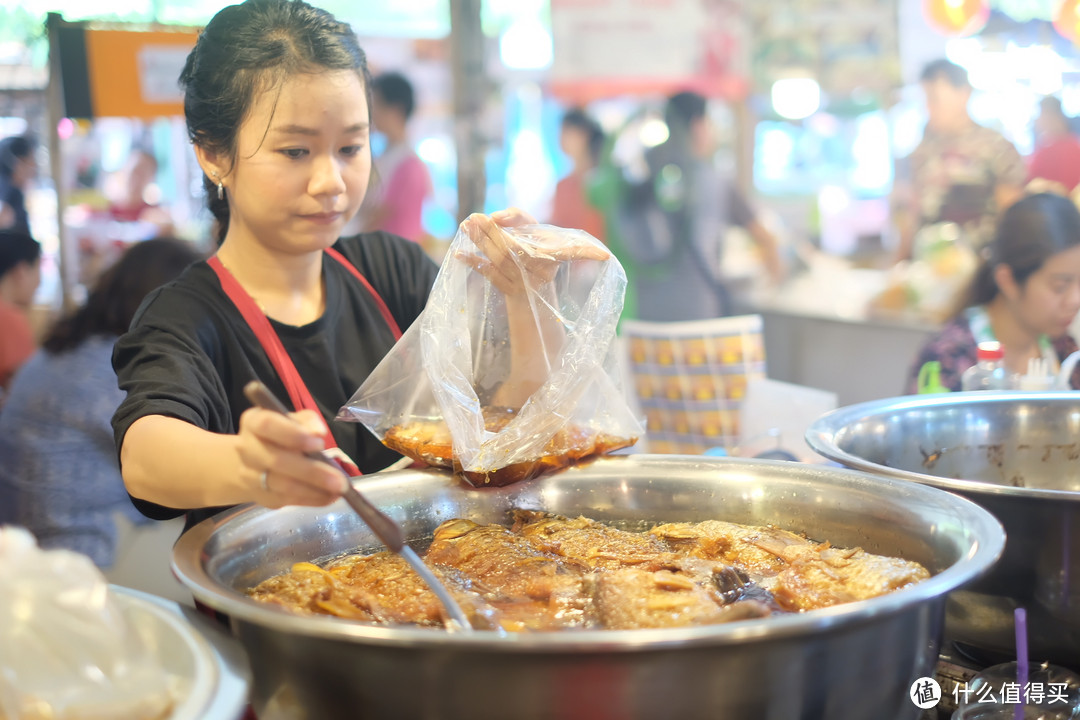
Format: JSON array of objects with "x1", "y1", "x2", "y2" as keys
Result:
[
  {"x1": 594, "y1": 567, "x2": 771, "y2": 630},
  {"x1": 250, "y1": 513, "x2": 931, "y2": 628},
  {"x1": 650, "y1": 520, "x2": 930, "y2": 611},
  {"x1": 766, "y1": 543, "x2": 931, "y2": 612},
  {"x1": 249, "y1": 562, "x2": 376, "y2": 621},
  {"x1": 424, "y1": 518, "x2": 593, "y2": 631},
  {"x1": 513, "y1": 510, "x2": 676, "y2": 570},
  {"x1": 649, "y1": 520, "x2": 805, "y2": 578}
]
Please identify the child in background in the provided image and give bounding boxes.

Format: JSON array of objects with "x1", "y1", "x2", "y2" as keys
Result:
[{"x1": 550, "y1": 108, "x2": 606, "y2": 244}]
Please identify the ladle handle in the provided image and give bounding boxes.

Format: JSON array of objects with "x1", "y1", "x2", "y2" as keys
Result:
[{"x1": 242, "y1": 380, "x2": 405, "y2": 551}]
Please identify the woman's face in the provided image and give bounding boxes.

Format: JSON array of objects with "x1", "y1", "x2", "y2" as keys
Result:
[
  {"x1": 1012, "y1": 244, "x2": 1080, "y2": 338},
  {"x1": 222, "y1": 69, "x2": 371, "y2": 254},
  {"x1": 10, "y1": 258, "x2": 40, "y2": 308},
  {"x1": 559, "y1": 124, "x2": 588, "y2": 164}
]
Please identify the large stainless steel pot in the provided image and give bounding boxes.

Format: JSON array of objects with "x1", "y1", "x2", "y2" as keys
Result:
[
  {"x1": 806, "y1": 391, "x2": 1080, "y2": 670},
  {"x1": 172, "y1": 455, "x2": 1002, "y2": 720}
]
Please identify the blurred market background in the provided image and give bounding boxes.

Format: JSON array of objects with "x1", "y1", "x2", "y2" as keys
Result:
[{"x1": 3, "y1": 0, "x2": 1079, "y2": 404}]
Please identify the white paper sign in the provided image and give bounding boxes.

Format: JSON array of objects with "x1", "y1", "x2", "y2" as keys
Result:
[
  {"x1": 136, "y1": 46, "x2": 189, "y2": 104},
  {"x1": 550, "y1": 0, "x2": 706, "y2": 81}
]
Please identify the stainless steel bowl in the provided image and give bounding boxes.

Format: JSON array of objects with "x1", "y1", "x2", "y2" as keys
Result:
[
  {"x1": 806, "y1": 391, "x2": 1080, "y2": 669},
  {"x1": 173, "y1": 455, "x2": 1002, "y2": 720}
]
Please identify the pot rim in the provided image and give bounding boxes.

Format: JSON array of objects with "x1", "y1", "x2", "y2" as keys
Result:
[
  {"x1": 172, "y1": 456, "x2": 1005, "y2": 651},
  {"x1": 805, "y1": 391, "x2": 1080, "y2": 502}
]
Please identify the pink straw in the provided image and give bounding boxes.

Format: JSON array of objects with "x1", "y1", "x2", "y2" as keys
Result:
[{"x1": 1015, "y1": 607, "x2": 1028, "y2": 720}]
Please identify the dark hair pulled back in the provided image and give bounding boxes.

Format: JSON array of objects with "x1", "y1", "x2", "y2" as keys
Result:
[
  {"x1": 961, "y1": 192, "x2": 1080, "y2": 309},
  {"x1": 178, "y1": 0, "x2": 372, "y2": 244}
]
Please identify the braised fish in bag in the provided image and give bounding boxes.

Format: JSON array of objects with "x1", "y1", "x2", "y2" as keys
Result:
[{"x1": 338, "y1": 219, "x2": 642, "y2": 486}]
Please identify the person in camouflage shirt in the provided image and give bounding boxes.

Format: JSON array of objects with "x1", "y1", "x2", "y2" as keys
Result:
[{"x1": 892, "y1": 59, "x2": 1026, "y2": 262}]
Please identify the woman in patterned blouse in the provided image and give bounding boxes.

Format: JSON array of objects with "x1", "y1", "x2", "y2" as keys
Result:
[{"x1": 906, "y1": 193, "x2": 1080, "y2": 393}]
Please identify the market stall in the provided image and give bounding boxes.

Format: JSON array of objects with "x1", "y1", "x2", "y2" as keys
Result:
[
  {"x1": 46, "y1": 14, "x2": 203, "y2": 308},
  {"x1": 5, "y1": 3, "x2": 1080, "y2": 720}
]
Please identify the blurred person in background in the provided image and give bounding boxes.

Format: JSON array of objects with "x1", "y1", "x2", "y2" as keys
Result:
[
  {"x1": 0, "y1": 229, "x2": 41, "y2": 394},
  {"x1": 1027, "y1": 96, "x2": 1080, "y2": 194},
  {"x1": 550, "y1": 108, "x2": 606, "y2": 244},
  {"x1": 616, "y1": 90, "x2": 782, "y2": 322},
  {"x1": 0, "y1": 237, "x2": 201, "y2": 567},
  {"x1": 361, "y1": 71, "x2": 433, "y2": 243},
  {"x1": 892, "y1": 59, "x2": 1025, "y2": 263},
  {"x1": 905, "y1": 193, "x2": 1080, "y2": 393},
  {"x1": 106, "y1": 147, "x2": 174, "y2": 232},
  {"x1": 0, "y1": 134, "x2": 38, "y2": 237}
]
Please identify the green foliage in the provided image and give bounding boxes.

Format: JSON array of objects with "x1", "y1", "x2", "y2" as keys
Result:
[{"x1": 0, "y1": 6, "x2": 46, "y2": 66}]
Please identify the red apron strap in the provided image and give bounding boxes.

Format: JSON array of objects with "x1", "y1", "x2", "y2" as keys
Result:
[
  {"x1": 325, "y1": 246, "x2": 403, "y2": 340},
  {"x1": 208, "y1": 256, "x2": 316, "y2": 417},
  {"x1": 207, "y1": 255, "x2": 360, "y2": 475}
]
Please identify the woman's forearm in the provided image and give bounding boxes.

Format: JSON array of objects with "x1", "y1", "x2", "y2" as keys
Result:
[{"x1": 120, "y1": 414, "x2": 250, "y2": 509}]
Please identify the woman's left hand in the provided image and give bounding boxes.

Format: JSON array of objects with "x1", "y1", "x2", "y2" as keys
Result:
[{"x1": 458, "y1": 208, "x2": 610, "y2": 296}]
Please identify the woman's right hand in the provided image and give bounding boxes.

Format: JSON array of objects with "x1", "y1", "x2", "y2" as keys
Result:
[{"x1": 235, "y1": 407, "x2": 347, "y2": 508}]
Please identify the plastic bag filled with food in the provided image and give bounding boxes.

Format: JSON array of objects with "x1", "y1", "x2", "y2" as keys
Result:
[
  {"x1": 339, "y1": 215, "x2": 643, "y2": 486},
  {"x1": 0, "y1": 526, "x2": 176, "y2": 720}
]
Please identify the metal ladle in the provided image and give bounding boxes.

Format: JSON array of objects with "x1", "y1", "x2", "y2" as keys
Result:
[{"x1": 243, "y1": 381, "x2": 473, "y2": 632}]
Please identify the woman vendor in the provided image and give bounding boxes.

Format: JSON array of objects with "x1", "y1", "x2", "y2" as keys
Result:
[
  {"x1": 112, "y1": 0, "x2": 604, "y2": 530},
  {"x1": 906, "y1": 192, "x2": 1080, "y2": 392}
]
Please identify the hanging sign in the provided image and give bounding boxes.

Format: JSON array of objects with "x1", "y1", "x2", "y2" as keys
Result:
[
  {"x1": 53, "y1": 16, "x2": 198, "y2": 119},
  {"x1": 548, "y1": 0, "x2": 748, "y2": 102}
]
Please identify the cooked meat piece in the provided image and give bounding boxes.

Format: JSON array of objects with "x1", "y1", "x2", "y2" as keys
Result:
[
  {"x1": 326, "y1": 552, "x2": 490, "y2": 626},
  {"x1": 768, "y1": 544, "x2": 932, "y2": 612},
  {"x1": 250, "y1": 514, "x2": 930, "y2": 630},
  {"x1": 594, "y1": 567, "x2": 772, "y2": 630},
  {"x1": 249, "y1": 563, "x2": 375, "y2": 620},
  {"x1": 650, "y1": 520, "x2": 931, "y2": 612},
  {"x1": 381, "y1": 412, "x2": 636, "y2": 487},
  {"x1": 425, "y1": 518, "x2": 593, "y2": 630},
  {"x1": 513, "y1": 510, "x2": 676, "y2": 570},
  {"x1": 650, "y1": 520, "x2": 806, "y2": 578},
  {"x1": 383, "y1": 420, "x2": 455, "y2": 467}
]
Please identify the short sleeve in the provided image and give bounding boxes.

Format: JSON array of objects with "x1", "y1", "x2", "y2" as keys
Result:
[
  {"x1": 111, "y1": 316, "x2": 227, "y2": 441},
  {"x1": 111, "y1": 282, "x2": 237, "y2": 520}
]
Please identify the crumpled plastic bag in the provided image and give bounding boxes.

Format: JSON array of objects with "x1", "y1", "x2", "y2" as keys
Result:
[
  {"x1": 0, "y1": 526, "x2": 175, "y2": 720},
  {"x1": 339, "y1": 221, "x2": 643, "y2": 486}
]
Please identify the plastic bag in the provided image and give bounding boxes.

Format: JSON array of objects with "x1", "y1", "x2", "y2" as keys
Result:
[
  {"x1": 0, "y1": 526, "x2": 175, "y2": 720},
  {"x1": 339, "y1": 221, "x2": 643, "y2": 486}
]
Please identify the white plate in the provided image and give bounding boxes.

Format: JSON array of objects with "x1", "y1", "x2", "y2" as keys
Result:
[{"x1": 112, "y1": 585, "x2": 251, "y2": 720}]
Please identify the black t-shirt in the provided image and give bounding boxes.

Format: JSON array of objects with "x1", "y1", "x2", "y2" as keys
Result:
[{"x1": 111, "y1": 232, "x2": 438, "y2": 527}]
